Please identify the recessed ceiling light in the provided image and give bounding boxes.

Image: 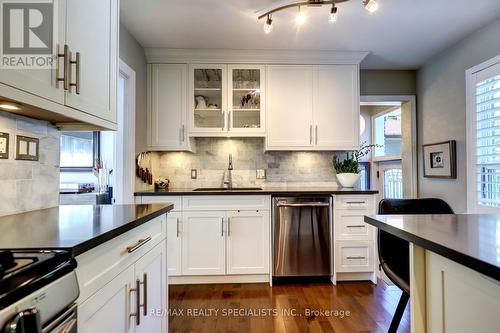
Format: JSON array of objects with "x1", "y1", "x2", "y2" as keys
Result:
[{"x1": 0, "y1": 102, "x2": 21, "y2": 111}]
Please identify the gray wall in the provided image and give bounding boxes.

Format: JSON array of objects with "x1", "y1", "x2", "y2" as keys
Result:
[
  {"x1": 417, "y1": 17, "x2": 500, "y2": 213},
  {"x1": 119, "y1": 23, "x2": 148, "y2": 154},
  {"x1": 0, "y1": 112, "x2": 60, "y2": 216},
  {"x1": 360, "y1": 70, "x2": 416, "y2": 96}
]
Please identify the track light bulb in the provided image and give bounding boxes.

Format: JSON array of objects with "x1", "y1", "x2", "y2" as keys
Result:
[
  {"x1": 264, "y1": 15, "x2": 273, "y2": 33},
  {"x1": 295, "y1": 7, "x2": 306, "y2": 26},
  {"x1": 363, "y1": 0, "x2": 379, "y2": 13},
  {"x1": 329, "y1": 5, "x2": 338, "y2": 23}
]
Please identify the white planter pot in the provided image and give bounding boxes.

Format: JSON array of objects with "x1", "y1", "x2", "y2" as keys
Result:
[{"x1": 336, "y1": 173, "x2": 361, "y2": 188}]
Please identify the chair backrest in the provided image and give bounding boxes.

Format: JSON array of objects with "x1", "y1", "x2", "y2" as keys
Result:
[{"x1": 377, "y1": 198, "x2": 454, "y2": 292}]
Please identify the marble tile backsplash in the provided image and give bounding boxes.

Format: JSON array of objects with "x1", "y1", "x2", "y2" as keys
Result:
[
  {"x1": 153, "y1": 138, "x2": 340, "y2": 188},
  {"x1": 0, "y1": 112, "x2": 60, "y2": 216}
]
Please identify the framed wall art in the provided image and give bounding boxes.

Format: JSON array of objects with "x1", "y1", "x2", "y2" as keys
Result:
[{"x1": 423, "y1": 140, "x2": 456, "y2": 179}]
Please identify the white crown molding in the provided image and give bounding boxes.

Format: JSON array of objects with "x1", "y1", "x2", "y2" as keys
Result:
[{"x1": 145, "y1": 48, "x2": 369, "y2": 65}]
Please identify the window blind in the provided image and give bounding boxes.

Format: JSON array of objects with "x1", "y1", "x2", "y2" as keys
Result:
[{"x1": 475, "y1": 74, "x2": 500, "y2": 207}]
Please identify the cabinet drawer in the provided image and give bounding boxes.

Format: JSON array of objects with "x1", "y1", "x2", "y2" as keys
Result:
[
  {"x1": 334, "y1": 196, "x2": 373, "y2": 210},
  {"x1": 140, "y1": 196, "x2": 182, "y2": 211},
  {"x1": 335, "y1": 241, "x2": 374, "y2": 273},
  {"x1": 76, "y1": 214, "x2": 166, "y2": 303},
  {"x1": 335, "y1": 211, "x2": 374, "y2": 241},
  {"x1": 183, "y1": 195, "x2": 270, "y2": 211}
]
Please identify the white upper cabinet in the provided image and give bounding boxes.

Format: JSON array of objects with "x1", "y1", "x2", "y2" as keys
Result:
[
  {"x1": 189, "y1": 64, "x2": 228, "y2": 135},
  {"x1": 266, "y1": 64, "x2": 360, "y2": 151},
  {"x1": 0, "y1": 0, "x2": 118, "y2": 129},
  {"x1": 187, "y1": 64, "x2": 266, "y2": 137},
  {"x1": 266, "y1": 65, "x2": 314, "y2": 148},
  {"x1": 148, "y1": 64, "x2": 191, "y2": 151},
  {"x1": 0, "y1": 0, "x2": 66, "y2": 105},
  {"x1": 227, "y1": 65, "x2": 266, "y2": 136},
  {"x1": 65, "y1": 0, "x2": 118, "y2": 123},
  {"x1": 313, "y1": 65, "x2": 359, "y2": 150}
]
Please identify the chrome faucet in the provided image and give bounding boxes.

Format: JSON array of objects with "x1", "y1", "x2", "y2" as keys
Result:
[{"x1": 224, "y1": 154, "x2": 233, "y2": 189}]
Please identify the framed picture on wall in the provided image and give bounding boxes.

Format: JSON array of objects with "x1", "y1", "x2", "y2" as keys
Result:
[{"x1": 423, "y1": 140, "x2": 456, "y2": 178}]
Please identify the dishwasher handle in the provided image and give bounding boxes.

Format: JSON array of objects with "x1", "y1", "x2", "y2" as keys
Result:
[{"x1": 276, "y1": 202, "x2": 330, "y2": 207}]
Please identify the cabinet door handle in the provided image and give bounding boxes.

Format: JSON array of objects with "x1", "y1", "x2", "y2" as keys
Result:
[
  {"x1": 176, "y1": 218, "x2": 180, "y2": 238},
  {"x1": 69, "y1": 51, "x2": 80, "y2": 94},
  {"x1": 309, "y1": 125, "x2": 313, "y2": 144},
  {"x1": 56, "y1": 44, "x2": 69, "y2": 90},
  {"x1": 227, "y1": 111, "x2": 231, "y2": 132},
  {"x1": 221, "y1": 218, "x2": 224, "y2": 237},
  {"x1": 181, "y1": 125, "x2": 186, "y2": 142},
  {"x1": 346, "y1": 225, "x2": 366, "y2": 228},
  {"x1": 315, "y1": 125, "x2": 318, "y2": 144},
  {"x1": 126, "y1": 236, "x2": 152, "y2": 253},
  {"x1": 227, "y1": 217, "x2": 231, "y2": 237},
  {"x1": 130, "y1": 279, "x2": 141, "y2": 326},
  {"x1": 142, "y1": 273, "x2": 148, "y2": 316},
  {"x1": 221, "y1": 111, "x2": 225, "y2": 131}
]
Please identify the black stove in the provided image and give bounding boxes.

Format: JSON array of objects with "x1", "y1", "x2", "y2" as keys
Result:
[{"x1": 0, "y1": 250, "x2": 76, "y2": 309}]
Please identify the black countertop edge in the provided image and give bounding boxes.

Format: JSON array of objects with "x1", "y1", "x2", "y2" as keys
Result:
[
  {"x1": 134, "y1": 189, "x2": 379, "y2": 196},
  {"x1": 69, "y1": 204, "x2": 174, "y2": 257},
  {"x1": 364, "y1": 215, "x2": 500, "y2": 281}
]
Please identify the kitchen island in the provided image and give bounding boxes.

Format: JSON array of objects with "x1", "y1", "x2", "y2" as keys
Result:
[
  {"x1": 0, "y1": 204, "x2": 174, "y2": 333},
  {"x1": 364, "y1": 214, "x2": 500, "y2": 333}
]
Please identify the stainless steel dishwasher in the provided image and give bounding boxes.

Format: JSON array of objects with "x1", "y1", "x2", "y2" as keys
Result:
[{"x1": 272, "y1": 196, "x2": 332, "y2": 278}]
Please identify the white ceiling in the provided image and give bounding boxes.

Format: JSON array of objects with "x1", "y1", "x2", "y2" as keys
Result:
[{"x1": 120, "y1": 0, "x2": 500, "y2": 69}]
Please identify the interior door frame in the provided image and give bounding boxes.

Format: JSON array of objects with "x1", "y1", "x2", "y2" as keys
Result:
[
  {"x1": 361, "y1": 95, "x2": 418, "y2": 199},
  {"x1": 115, "y1": 59, "x2": 136, "y2": 204}
]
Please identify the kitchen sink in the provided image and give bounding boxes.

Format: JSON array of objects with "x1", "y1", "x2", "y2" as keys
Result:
[{"x1": 193, "y1": 187, "x2": 263, "y2": 191}]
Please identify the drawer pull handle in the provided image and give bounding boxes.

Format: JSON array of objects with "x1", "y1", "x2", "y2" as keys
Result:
[
  {"x1": 346, "y1": 256, "x2": 366, "y2": 260},
  {"x1": 346, "y1": 201, "x2": 366, "y2": 204},
  {"x1": 126, "y1": 236, "x2": 152, "y2": 253},
  {"x1": 277, "y1": 202, "x2": 330, "y2": 207},
  {"x1": 176, "y1": 218, "x2": 180, "y2": 238},
  {"x1": 346, "y1": 225, "x2": 366, "y2": 228}
]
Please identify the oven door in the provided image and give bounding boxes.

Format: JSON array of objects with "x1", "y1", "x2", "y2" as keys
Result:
[{"x1": 42, "y1": 305, "x2": 77, "y2": 333}]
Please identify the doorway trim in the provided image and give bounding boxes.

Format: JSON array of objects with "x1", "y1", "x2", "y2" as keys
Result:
[
  {"x1": 361, "y1": 95, "x2": 418, "y2": 199},
  {"x1": 116, "y1": 59, "x2": 136, "y2": 204}
]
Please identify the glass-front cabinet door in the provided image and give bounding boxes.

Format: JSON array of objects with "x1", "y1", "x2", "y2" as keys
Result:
[
  {"x1": 228, "y1": 65, "x2": 265, "y2": 135},
  {"x1": 189, "y1": 64, "x2": 227, "y2": 134}
]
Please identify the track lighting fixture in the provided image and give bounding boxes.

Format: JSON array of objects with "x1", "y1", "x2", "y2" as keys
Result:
[
  {"x1": 264, "y1": 15, "x2": 273, "y2": 33},
  {"x1": 329, "y1": 5, "x2": 338, "y2": 23},
  {"x1": 295, "y1": 6, "x2": 306, "y2": 26},
  {"x1": 258, "y1": 0, "x2": 379, "y2": 33},
  {"x1": 363, "y1": 0, "x2": 379, "y2": 13}
]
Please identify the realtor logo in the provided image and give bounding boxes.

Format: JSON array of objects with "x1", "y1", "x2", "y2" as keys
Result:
[{"x1": 1, "y1": 0, "x2": 56, "y2": 69}]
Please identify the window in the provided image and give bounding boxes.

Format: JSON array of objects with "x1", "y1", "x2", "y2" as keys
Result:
[
  {"x1": 383, "y1": 168, "x2": 403, "y2": 199},
  {"x1": 359, "y1": 162, "x2": 371, "y2": 190},
  {"x1": 467, "y1": 57, "x2": 500, "y2": 212},
  {"x1": 372, "y1": 107, "x2": 402, "y2": 159},
  {"x1": 60, "y1": 132, "x2": 100, "y2": 171}
]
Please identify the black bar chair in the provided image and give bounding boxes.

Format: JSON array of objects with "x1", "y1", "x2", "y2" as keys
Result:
[{"x1": 378, "y1": 198, "x2": 454, "y2": 333}]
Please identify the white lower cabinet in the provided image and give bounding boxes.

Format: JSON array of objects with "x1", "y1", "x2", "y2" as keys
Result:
[
  {"x1": 135, "y1": 241, "x2": 168, "y2": 333},
  {"x1": 76, "y1": 214, "x2": 167, "y2": 333},
  {"x1": 181, "y1": 211, "x2": 226, "y2": 275},
  {"x1": 166, "y1": 212, "x2": 182, "y2": 276},
  {"x1": 78, "y1": 265, "x2": 135, "y2": 333},
  {"x1": 333, "y1": 195, "x2": 377, "y2": 283},
  {"x1": 226, "y1": 210, "x2": 270, "y2": 275}
]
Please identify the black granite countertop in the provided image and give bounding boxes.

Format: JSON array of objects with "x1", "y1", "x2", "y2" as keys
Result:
[
  {"x1": 364, "y1": 214, "x2": 500, "y2": 281},
  {"x1": 0, "y1": 204, "x2": 173, "y2": 257},
  {"x1": 135, "y1": 187, "x2": 378, "y2": 196}
]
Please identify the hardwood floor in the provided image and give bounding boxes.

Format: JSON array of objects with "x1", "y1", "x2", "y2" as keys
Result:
[{"x1": 168, "y1": 279, "x2": 410, "y2": 333}]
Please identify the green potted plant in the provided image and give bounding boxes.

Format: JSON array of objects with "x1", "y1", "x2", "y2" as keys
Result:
[{"x1": 333, "y1": 142, "x2": 379, "y2": 188}]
